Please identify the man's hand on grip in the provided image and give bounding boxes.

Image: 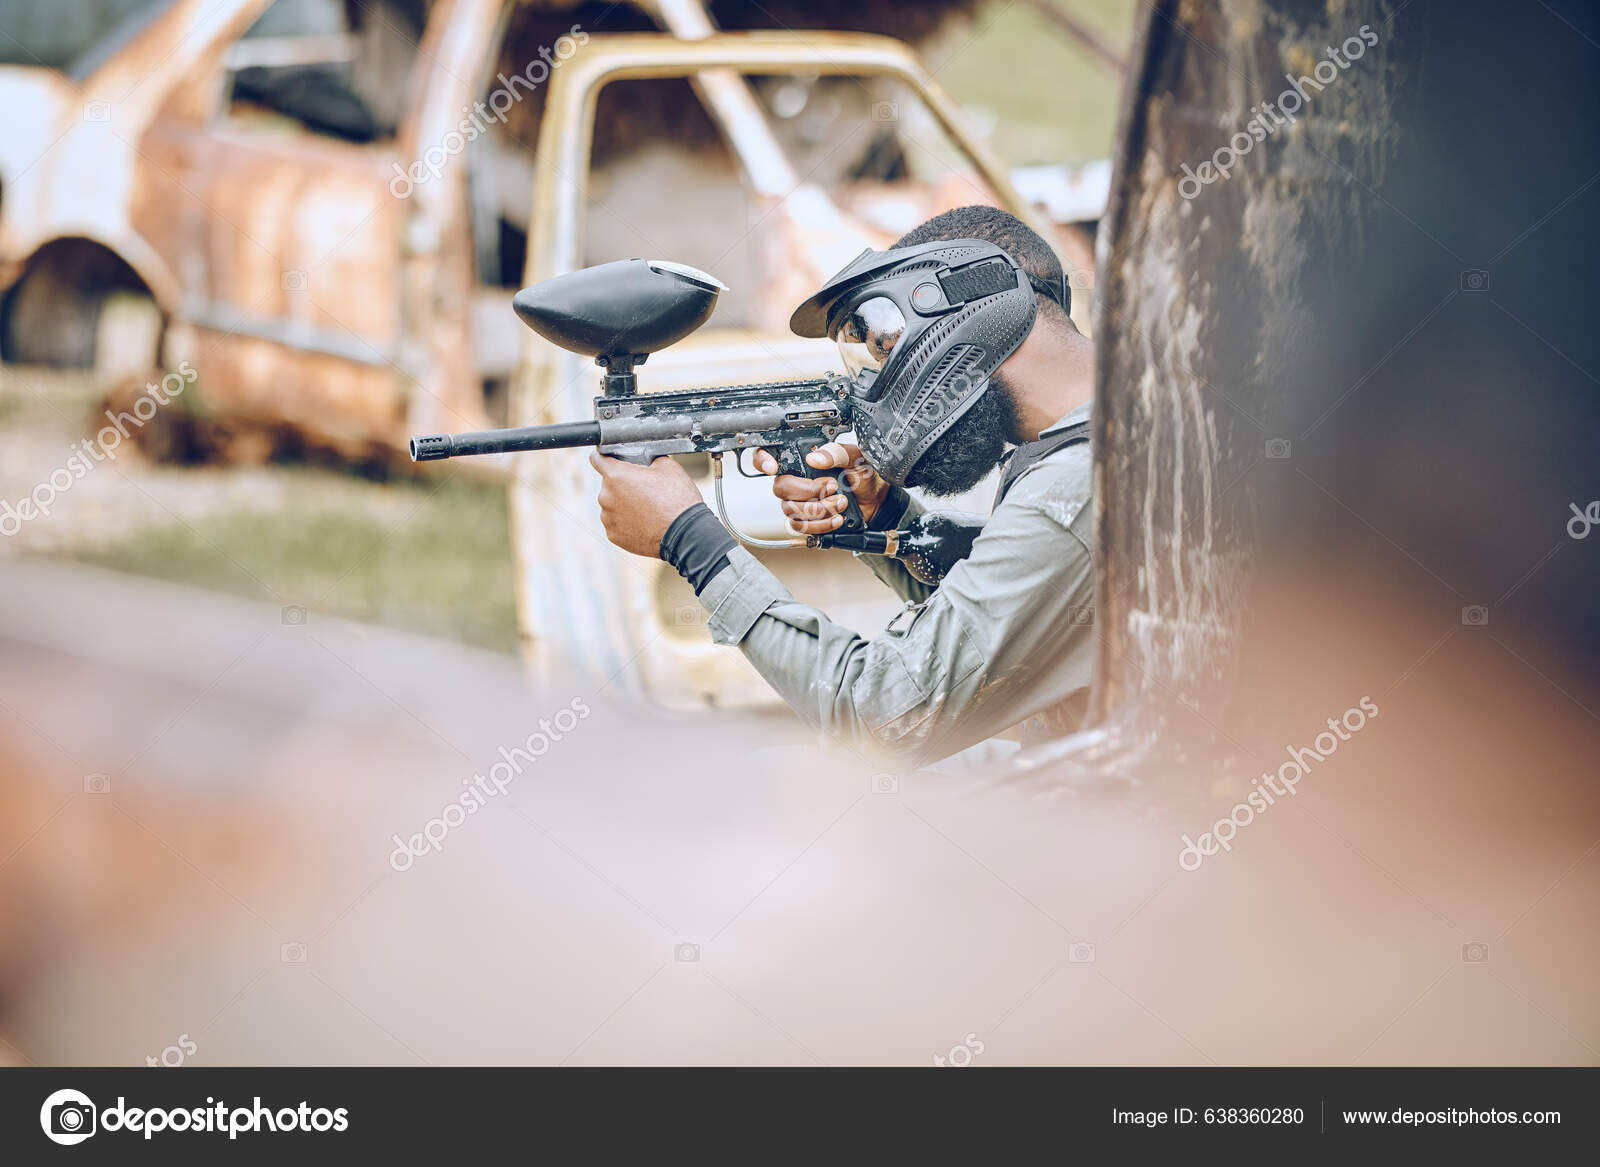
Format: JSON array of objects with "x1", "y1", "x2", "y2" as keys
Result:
[{"x1": 751, "y1": 442, "x2": 890, "y2": 535}]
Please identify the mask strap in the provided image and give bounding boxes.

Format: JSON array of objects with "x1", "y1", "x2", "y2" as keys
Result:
[{"x1": 1027, "y1": 271, "x2": 1072, "y2": 316}]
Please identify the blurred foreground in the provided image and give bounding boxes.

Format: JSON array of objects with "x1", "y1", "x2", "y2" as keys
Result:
[{"x1": 1, "y1": 552, "x2": 1594, "y2": 1065}]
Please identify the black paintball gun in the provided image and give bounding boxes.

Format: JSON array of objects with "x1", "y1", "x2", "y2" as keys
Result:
[{"x1": 409, "y1": 258, "x2": 979, "y2": 583}]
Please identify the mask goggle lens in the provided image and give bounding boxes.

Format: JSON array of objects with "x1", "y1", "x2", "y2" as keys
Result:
[{"x1": 831, "y1": 296, "x2": 905, "y2": 384}]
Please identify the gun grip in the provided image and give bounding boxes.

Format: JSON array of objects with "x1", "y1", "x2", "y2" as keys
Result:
[{"x1": 779, "y1": 450, "x2": 865, "y2": 534}]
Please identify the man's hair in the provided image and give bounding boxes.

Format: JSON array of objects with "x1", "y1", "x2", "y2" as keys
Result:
[{"x1": 894, "y1": 204, "x2": 1073, "y2": 330}]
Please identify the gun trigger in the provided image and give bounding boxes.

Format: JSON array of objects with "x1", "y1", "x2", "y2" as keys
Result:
[{"x1": 734, "y1": 447, "x2": 766, "y2": 478}]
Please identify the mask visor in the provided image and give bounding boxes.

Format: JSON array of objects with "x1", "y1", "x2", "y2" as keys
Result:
[{"x1": 831, "y1": 296, "x2": 905, "y2": 391}]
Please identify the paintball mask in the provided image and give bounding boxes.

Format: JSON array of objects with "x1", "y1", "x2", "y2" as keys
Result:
[{"x1": 789, "y1": 238, "x2": 1070, "y2": 486}]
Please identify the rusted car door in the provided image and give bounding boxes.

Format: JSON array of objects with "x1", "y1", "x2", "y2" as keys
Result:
[{"x1": 128, "y1": 0, "x2": 503, "y2": 455}]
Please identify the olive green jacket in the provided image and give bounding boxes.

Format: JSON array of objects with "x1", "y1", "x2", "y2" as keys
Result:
[{"x1": 696, "y1": 404, "x2": 1095, "y2": 764}]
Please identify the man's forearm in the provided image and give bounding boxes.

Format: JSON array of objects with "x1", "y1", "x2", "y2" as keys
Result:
[
  {"x1": 694, "y1": 546, "x2": 951, "y2": 758},
  {"x1": 661, "y1": 489, "x2": 935, "y2": 606},
  {"x1": 692, "y1": 489, "x2": 1096, "y2": 763}
]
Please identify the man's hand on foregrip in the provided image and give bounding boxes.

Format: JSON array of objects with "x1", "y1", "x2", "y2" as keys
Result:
[
  {"x1": 753, "y1": 442, "x2": 891, "y2": 535},
  {"x1": 588, "y1": 452, "x2": 705, "y2": 557}
]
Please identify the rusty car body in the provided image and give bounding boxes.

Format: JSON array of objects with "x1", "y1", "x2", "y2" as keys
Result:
[{"x1": 0, "y1": 0, "x2": 504, "y2": 458}]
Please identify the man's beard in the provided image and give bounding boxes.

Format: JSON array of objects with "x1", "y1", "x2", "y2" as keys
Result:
[{"x1": 903, "y1": 374, "x2": 1021, "y2": 497}]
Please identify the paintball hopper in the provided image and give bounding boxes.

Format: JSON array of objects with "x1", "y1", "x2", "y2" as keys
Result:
[
  {"x1": 512, "y1": 258, "x2": 727, "y2": 396},
  {"x1": 408, "y1": 255, "x2": 890, "y2": 556}
]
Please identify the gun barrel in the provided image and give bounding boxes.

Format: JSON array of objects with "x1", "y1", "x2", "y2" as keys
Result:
[{"x1": 409, "y1": 421, "x2": 602, "y2": 461}]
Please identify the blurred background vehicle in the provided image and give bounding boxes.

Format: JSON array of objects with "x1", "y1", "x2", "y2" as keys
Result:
[{"x1": 0, "y1": 0, "x2": 1112, "y2": 455}]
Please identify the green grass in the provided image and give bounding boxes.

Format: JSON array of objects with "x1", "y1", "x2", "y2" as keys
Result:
[
  {"x1": 72, "y1": 472, "x2": 521, "y2": 652},
  {"x1": 932, "y1": 0, "x2": 1135, "y2": 165}
]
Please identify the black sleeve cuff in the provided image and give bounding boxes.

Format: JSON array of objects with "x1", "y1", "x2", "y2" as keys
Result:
[
  {"x1": 659, "y1": 502, "x2": 737, "y2": 595},
  {"x1": 868, "y1": 485, "x2": 912, "y2": 531}
]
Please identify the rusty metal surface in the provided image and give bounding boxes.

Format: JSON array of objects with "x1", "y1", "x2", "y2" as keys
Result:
[
  {"x1": 0, "y1": 0, "x2": 500, "y2": 458},
  {"x1": 518, "y1": 29, "x2": 1058, "y2": 290},
  {"x1": 0, "y1": 0, "x2": 273, "y2": 308}
]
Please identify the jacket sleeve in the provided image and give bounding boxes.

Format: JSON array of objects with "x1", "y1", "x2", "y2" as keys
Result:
[{"x1": 695, "y1": 484, "x2": 1095, "y2": 765}]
